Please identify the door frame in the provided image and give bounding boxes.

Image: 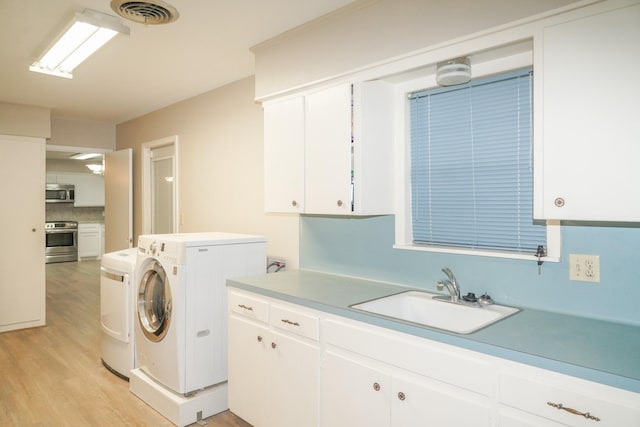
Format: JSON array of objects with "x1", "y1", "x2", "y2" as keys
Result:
[{"x1": 141, "y1": 135, "x2": 179, "y2": 235}]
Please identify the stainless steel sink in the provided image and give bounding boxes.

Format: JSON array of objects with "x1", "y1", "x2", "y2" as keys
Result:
[{"x1": 350, "y1": 290, "x2": 519, "y2": 334}]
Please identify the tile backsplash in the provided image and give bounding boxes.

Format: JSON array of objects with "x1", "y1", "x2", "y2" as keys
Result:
[{"x1": 45, "y1": 203, "x2": 104, "y2": 223}]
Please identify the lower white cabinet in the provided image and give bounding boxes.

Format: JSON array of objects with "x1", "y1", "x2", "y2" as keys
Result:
[
  {"x1": 78, "y1": 223, "x2": 102, "y2": 259},
  {"x1": 228, "y1": 290, "x2": 320, "y2": 427},
  {"x1": 498, "y1": 361, "x2": 640, "y2": 427},
  {"x1": 498, "y1": 406, "x2": 567, "y2": 427},
  {"x1": 227, "y1": 288, "x2": 640, "y2": 427},
  {"x1": 320, "y1": 350, "x2": 491, "y2": 427},
  {"x1": 320, "y1": 350, "x2": 391, "y2": 427}
]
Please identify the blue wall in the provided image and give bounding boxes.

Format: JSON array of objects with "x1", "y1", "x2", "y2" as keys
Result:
[{"x1": 299, "y1": 215, "x2": 640, "y2": 326}]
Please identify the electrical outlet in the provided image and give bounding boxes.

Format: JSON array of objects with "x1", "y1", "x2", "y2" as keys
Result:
[
  {"x1": 267, "y1": 257, "x2": 286, "y2": 273},
  {"x1": 569, "y1": 254, "x2": 600, "y2": 283}
]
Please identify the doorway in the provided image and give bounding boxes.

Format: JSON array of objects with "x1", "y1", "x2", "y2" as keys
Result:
[{"x1": 142, "y1": 136, "x2": 178, "y2": 235}]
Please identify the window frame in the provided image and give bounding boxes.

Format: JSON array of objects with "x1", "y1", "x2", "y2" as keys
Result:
[{"x1": 393, "y1": 56, "x2": 560, "y2": 262}]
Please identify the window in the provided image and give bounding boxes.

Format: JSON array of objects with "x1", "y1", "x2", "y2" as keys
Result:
[{"x1": 402, "y1": 67, "x2": 557, "y2": 259}]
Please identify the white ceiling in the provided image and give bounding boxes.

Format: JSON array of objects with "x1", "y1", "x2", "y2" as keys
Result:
[{"x1": 0, "y1": 0, "x2": 354, "y2": 124}]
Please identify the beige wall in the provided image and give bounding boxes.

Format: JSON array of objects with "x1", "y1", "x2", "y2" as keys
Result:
[
  {"x1": 0, "y1": 103, "x2": 50, "y2": 138},
  {"x1": 251, "y1": 0, "x2": 583, "y2": 99},
  {"x1": 49, "y1": 118, "x2": 115, "y2": 150},
  {"x1": 116, "y1": 77, "x2": 299, "y2": 268}
]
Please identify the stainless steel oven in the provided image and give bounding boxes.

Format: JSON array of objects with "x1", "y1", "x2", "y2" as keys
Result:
[{"x1": 45, "y1": 221, "x2": 78, "y2": 264}]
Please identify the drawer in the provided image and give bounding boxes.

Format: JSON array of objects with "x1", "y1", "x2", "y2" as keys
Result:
[
  {"x1": 228, "y1": 290, "x2": 269, "y2": 323},
  {"x1": 270, "y1": 303, "x2": 319, "y2": 341},
  {"x1": 323, "y1": 316, "x2": 492, "y2": 396},
  {"x1": 499, "y1": 367, "x2": 640, "y2": 427}
]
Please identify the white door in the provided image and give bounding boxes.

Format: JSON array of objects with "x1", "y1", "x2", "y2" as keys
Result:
[
  {"x1": 0, "y1": 135, "x2": 45, "y2": 332},
  {"x1": 104, "y1": 149, "x2": 132, "y2": 252},
  {"x1": 141, "y1": 136, "x2": 178, "y2": 235},
  {"x1": 150, "y1": 145, "x2": 175, "y2": 234}
]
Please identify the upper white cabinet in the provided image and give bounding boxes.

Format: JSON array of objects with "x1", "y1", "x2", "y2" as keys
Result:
[
  {"x1": 264, "y1": 96, "x2": 305, "y2": 213},
  {"x1": 73, "y1": 173, "x2": 104, "y2": 207},
  {"x1": 49, "y1": 172, "x2": 105, "y2": 207},
  {"x1": 535, "y1": 3, "x2": 640, "y2": 221},
  {"x1": 263, "y1": 81, "x2": 393, "y2": 215}
]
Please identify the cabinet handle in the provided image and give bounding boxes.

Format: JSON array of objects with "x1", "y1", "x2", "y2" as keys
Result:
[
  {"x1": 281, "y1": 319, "x2": 300, "y2": 327},
  {"x1": 554, "y1": 197, "x2": 565, "y2": 207},
  {"x1": 546, "y1": 402, "x2": 600, "y2": 422},
  {"x1": 257, "y1": 336, "x2": 263, "y2": 342},
  {"x1": 372, "y1": 382, "x2": 380, "y2": 392},
  {"x1": 238, "y1": 304, "x2": 253, "y2": 311},
  {"x1": 336, "y1": 200, "x2": 343, "y2": 207},
  {"x1": 291, "y1": 200, "x2": 297, "y2": 207},
  {"x1": 271, "y1": 342, "x2": 277, "y2": 349},
  {"x1": 397, "y1": 392, "x2": 406, "y2": 401}
]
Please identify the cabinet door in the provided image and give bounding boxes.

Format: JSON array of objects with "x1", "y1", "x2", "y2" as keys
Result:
[
  {"x1": 268, "y1": 330, "x2": 320, "y2": 427},
  {"x1": 0, "y1": 135, "x2": 45, "y2": 332},
  {"x1": 264, "y1": 97, "x2": 305, "y2": 213},
  {"x1": 320, "y1": 350, "x2": 391, "y2": 427},
  {"x1": 305, "y1": 84, "x2": 353, "y2": 214},
  {"x1": 74, "y1": 173, "x2": 105, "y2": 207},
  {"x1": 78, "y1": 223, "x2": 101, "y2": 258},
  {"x1": 392, "y1": 373, "x2": 492, "y2": 427},
  {"x1": 228, "y1": 316, "x2": 270, "y2": 427},
  {"x1": 537, "y1": 4, "x2": 640, "y2": 220}
]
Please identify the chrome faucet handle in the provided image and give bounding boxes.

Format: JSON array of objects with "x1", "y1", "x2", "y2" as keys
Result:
[{"x1": 441, "y1": 267, "x2": 460, "y2": 297}]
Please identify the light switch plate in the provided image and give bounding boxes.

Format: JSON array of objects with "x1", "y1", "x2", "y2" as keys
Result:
[{"x1": 569, "y1": 254, "x2": 600, "y2": 283}]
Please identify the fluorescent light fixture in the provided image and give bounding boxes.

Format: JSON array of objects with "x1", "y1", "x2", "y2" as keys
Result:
[
  {"x1": 86, "y1": 164, "x2": 104, "y2": 174},
  {"x1": 70, "y1": 152, "x2": 102, "y2": 160},
  {"x1": 30, "y1": 9, "x2": 129, "y2": 79}
]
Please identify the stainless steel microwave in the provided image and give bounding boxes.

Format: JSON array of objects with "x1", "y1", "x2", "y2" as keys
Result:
[{"x1": 45, "y1": 184, "x2": 75, "y2": 203}]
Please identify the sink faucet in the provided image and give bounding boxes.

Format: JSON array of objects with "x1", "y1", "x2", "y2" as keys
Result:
[{"x1": 439, "y1": 267, "x2": 460, "y2": 303}]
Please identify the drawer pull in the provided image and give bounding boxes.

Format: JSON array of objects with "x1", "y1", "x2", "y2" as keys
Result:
[
  {"x1": 397, "y1": 392, "x2": 406, "y2": 401},
  {"x1": 281, "y1": 319, "x2": 300, "y2": 327},
  {"x1": 372, "y1": 382, "x2": 380, "y2": 392},
  {"x1": 257, "y1": 336, "x2": 263, "y2": 342},
  {"x1": 238, "y1": 304, "x2": 253, "y2": 311},
  {"x1": 271, "y1": 342, "x2": 277, "y2": 349},
  {"x1": 547, "y1": 402, "x2": 600, "y2": 422}
]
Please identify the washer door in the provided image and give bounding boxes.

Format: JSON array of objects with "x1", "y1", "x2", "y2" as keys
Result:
[{"x1": 137, "y1": 260, "x2": 172, "y2": 342}]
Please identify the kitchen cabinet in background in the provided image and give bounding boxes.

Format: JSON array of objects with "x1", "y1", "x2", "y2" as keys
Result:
[
  {"x1": 46, "y1": 172, "x2": 105, "y2": 207},
  {"x1": 78, "y1": 223, "x2": 102, "y2": 259},
  {"x1": 263, "y1": 81, "x2": 393, "y2": 215},
  {"x1": 535, "y1": 2, "x2": 640, "y2": 221}
]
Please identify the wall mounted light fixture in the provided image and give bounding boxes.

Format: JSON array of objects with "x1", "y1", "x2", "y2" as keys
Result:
[{"x1": 29, "y1": 9, "x2": 129, "y2": 79}]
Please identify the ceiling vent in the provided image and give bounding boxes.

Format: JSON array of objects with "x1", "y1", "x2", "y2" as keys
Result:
[{"x1": 110, "y1": 0, "x2": 179, "y2": 25}]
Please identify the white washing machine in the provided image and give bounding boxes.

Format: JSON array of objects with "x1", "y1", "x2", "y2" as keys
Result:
[
  {"x1": 133, "y1": 232, "x2": 266, "y2": 396},
  {"x1": 100, "y1": 247, "x2": 138, "y2": 379}
]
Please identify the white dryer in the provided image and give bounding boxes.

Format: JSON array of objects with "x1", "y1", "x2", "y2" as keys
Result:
[
  {"x1": 134, "y1": 232, "x2": 266, "y2": 396},
  {"x1": 100, "y1": 247, "x2": 138, "y2": 379}
]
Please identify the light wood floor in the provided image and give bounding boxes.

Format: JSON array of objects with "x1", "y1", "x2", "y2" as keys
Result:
[{"x1": 0, "y1": 260, "x2": 252, "y2": 426}]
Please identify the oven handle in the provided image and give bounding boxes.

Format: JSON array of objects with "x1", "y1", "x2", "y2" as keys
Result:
[{"x1": 45, "y1": 229, "x2": 78, "y2": 234}]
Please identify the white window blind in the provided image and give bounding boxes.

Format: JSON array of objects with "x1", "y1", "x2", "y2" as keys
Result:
[{"x1": 409, "y1": 67, "x2": 546, "y2": 253}]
